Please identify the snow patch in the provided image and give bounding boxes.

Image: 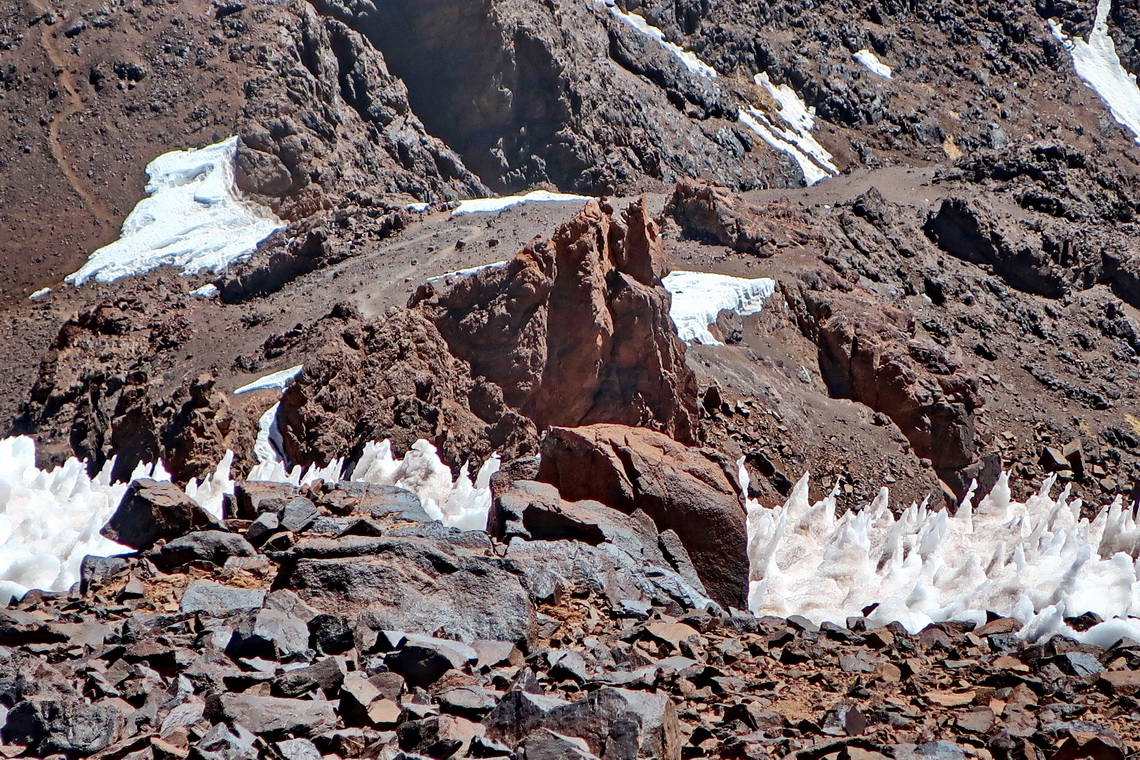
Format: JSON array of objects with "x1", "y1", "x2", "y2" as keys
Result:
[
  {"x1": 738, "y1": 74, "x2": 838, "y2": 186},
  {"x1": 662, "y1": 271, "x2": 777, "y2": 345},
  {"x1": 744, "y1": 467, "x2": 1140, "y2": 646},
  {"x1": 191, "y1": 284, "x2": 219, "y2": 299},
  {"x1": 853, "y1": 49, "x2": 892, "y2": 79},
  {"x1": 66, "y1": 137, "x2": 285, "y2": 286},
  {"x1": 1051, "y1": 0, "x2": 1140, "y2": 146},
  {"x1": 428, "y1": 260, "x2": 508, "y2": 284},
  {"x1": 596, "y1": 0, "x2": 718, "y2": 79},
  {"x1": 451, "y1": 190, "x2": 593, "y2": 216},
  {"x1": 0, "y1": 424, "x2": 498, "y2": 603},
  {"x1": 234, "y1": 365, "x2": 304, "y2": 395},
  {"x1": 248, "y1": 429, "x2": 499, "y2": 531},
  {"x1": 28, "y1": 288, "x2": 51, "y2": 301}
]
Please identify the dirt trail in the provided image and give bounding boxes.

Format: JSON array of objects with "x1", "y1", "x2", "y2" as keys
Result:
[{"x1": 29, "y1": 0, "x2": 117, "y2": 229}]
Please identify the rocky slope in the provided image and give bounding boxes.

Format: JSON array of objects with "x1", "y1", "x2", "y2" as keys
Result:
[{"x1": 1, "y1": 459, "x2": 1137, "y2": 760}]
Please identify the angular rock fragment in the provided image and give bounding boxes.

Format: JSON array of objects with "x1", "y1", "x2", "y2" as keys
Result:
[
  {"x1": 102, "y1": 479, "x2": 223, "y2": 550},
  {"x1": 150, "y1": 530, "x2": 256, "y2": 571},
  {"x1": 274, "y1": 537, "x2": 535, "y2": 644},
  {"x1": 203, "y1": 693, "x2": 336, "y2": 738}
]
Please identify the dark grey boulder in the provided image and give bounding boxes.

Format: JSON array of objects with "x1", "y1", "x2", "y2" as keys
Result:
[
  {"x1": 484, "y1": 687, "x2": 680, "y2": 760},
  {"x1": 226, "y1": 607, "x2": 310, "y2": 661},
  {"x1": 522, "y1": 728, "x2": 600, "y2": 760},
  {"x1": 150, "y1": 530, "x2": 257, "y2": 571},
  {"x1": 274, "y1": 536, "x2": 534, "y2": 644},
  {"x1": 280, "y1": 497, "x2": 319, "y2": 532},
  {"x1": 102, "y1": 478, "x2": 223, "y2": 550},
  {"x1": 231, "y1": 481, "x2": 302, "y2": 520},
  {"x1": 385, "y1": 633, "x2": 477, "y2": 688},
  {"x1": 180, "y1": 580, "x2": 266, "y2": 615},
  {"x1": 204, "y1": 693, "x2": 336, "y2": 738},
  {"x1": 273, "y1": 656, "x2": 347, "y2": 698},
  {"x1": 309, "y1": 481, "x2": 431, "y2": 522},
  {"x1": 2, "y1": 696, "x2": 124, "y2": 755}
]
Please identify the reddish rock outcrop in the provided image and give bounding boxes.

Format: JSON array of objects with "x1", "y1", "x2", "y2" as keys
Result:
[
  {"x1": 274, "y1": 307, "x2": 535, "y2": 472},
  {"x1": 162, "y1": 375, "x2": 249, "y2": 484},
  {"x1": 664, "y1": 179, "x2": 815, "y2": 256},
  {"x1": 412, "y1": 198, "x2": 701, "y2": 445},
  {"x1": 536, "y1": 424, "x2": 747, "y2": 610},
  {"x1": 783, "y1": 270, "x2": 988, "y2": 496}
]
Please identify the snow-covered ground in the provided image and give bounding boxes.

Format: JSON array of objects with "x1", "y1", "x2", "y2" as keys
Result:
[
  {"x1": 663, "y1": 271, "x2": 778, "y2": 345},
  {"x1": 853, "y1": 49, "x2": 892, "y2": 79},
  {"x1": 738, "y1": 75, "x2": 838, "y2": 186},
  {"x1": 596, "y1": 0, "x2": 717, "y2": 79},
  {"x1": 234, "y1": 365, "x2": 304, "y2": 395},
  {"x1": 451, "y1": 191, "x2": 593, "y2": 216},
  {"x1": 66, "y1": 137, "x2": 285, "y2": 286},
  {"x1": 0, "y1": 436, "x2": 186, "y2": 603},
  {"x1": 744, "y1": 467, "x2": 1140, "y2": 646},
  {"x1": 1051, "y1": 0, "x2": 1140, "y2": 146}
]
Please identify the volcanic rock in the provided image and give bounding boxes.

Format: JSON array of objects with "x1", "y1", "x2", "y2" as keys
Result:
[
  {"x1": 273, "y1": 536, "x2": 535, "y2": 644},
  {"x1": 150, "y1": 529, "x2": 257, "y2": 572},
  {"x1": 782, "y1": 271, "x2": 985, "y2": 494},
  {"x1": 101, "y1": 479, "x2": 223, "y2": 550},
  {"x1": 203, "y1": 693, "x2": 337, "y2": 738},
  {"x1": 665, "y1": 178, "x2": 805, "y2": 255},
  {"x1": 274, "y1": 307, "x2": 528, "y2": 472},
  {"x1": 537, "y1": 424, "x2": 746, "y2": 609},
  {"x1": 412, "y1": 198, "x2": 701, "y2": 446}
]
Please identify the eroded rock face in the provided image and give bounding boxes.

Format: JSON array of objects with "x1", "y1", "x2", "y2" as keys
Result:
[
  {"x1": 234, "y1": 5, "x2": 488, "y2": 219},
  {"x1": 536, "y1": 424, "x2": 747, "y2": 610},
  {"x1": 664, "y1": 179, "x2": 815, "y2": 256},
  {"x1": 306, "y1": 0, "x2": 781, "y2": 194},
  {"x1": 13, "y1": 299, "x2": 252, "y2": 481},
  {"x1": 413, "y1": 198, "x2": 701, "y2": 446},
  {"x1": 783, "y1": 270, "x2": 985, "y2": 492},
  {"x1": 274, "y1": 307, "x2": 533, "y2": 471}
]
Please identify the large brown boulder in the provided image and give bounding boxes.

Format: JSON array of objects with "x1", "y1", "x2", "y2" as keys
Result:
[
  {"x1": 664, "y1": 179, "x2": 816, "y2": 256},
  {"x1": 412, "y1": 198, "x2": 701, "y2": 445},
  {"x1": 535, "y1": 424, "x2": 747, "y2": 610}
]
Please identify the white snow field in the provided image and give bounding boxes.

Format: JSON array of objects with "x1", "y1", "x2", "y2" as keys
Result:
[
  {"x1": 0, "y1": 432, "x2": 499, "y2": 603},
  {"x1": 853, "y1": 49, "x2": 892, "y2": 79},
  {"x1": 0, "y1": 435, "x2": 233, "y2": 604},
  {"x1": 1051, "y1": 0, "x2": 1140, "y2": 146},
  {"x1": 451, "y1": 191, "x2": 593, "y2": 216},
  {"x1": 738, "y1": 74, "x2": 838, "y2": 186},
  {"x1": 662, "y1": 271, "x2": 778, "y2": 345},
  {"x1": 66, "y1": 137, "x2": 285, "y2": 286},
  {"x1": 596, "y1": 0, "x2": 717, "y2": 79},
  {"x1": 234, "y1": 364, "x2": 304, "y2": 395},
  {"x1": 744, "y1": 466, "x2": 1140, "y2": 646}
]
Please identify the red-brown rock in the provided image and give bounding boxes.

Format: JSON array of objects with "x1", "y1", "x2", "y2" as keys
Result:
[
  {"x1": 536, "y1": 423, "x2": 746, "y2": 610},
  {"x1": 412, "y1": 198, "x2": 700, "y2": 445},
  {"x1": 783, "y1": 270, "x2": 986, "y2": 496}
]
